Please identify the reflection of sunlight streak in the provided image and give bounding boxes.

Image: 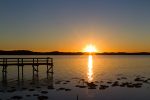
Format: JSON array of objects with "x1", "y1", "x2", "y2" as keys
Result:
[{"x1": 87, "y1": 55, "x2": 93, "y2": 82}]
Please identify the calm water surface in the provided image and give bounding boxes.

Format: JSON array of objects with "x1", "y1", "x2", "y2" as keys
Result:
[{"x1": 0, "y1": 55, "x2": 150, "y2": 100}]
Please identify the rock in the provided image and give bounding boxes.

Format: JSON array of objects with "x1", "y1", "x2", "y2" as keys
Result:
[
  {"x1": 26, "y1": 95, "x2": 31, "y2": 97},
  {"x1": 147, "y1": 78, "x2": 150, "y2": 80},
  {"x1": 41, "y1": 91, "x2": 48, "y2": 94},
  {"x1": 7, "y1": 89, "x2": 16, "y2": 93},
  {"x1": 127, "y1": 84, "x2": 134, "y2": 88},
  {"x1": 30, "y1": 82, "x2": 35, "y2": 85},
  {"x1": 47, "y1": 86, "x2": 54, "y2": 89},
  {"x1": 75, "y1": 85, "x2": 79, "y2": 87},
  {"x1": 75, "y1": 85, "x2": 86, "y2": 88},
  {"x1": 22, "y1": 87, "x2": 27, "y2": 90},
  {"x1": 87, "y1": 82, "x2": 97, "y2": 89},
  {"x1": 134, "y1": 83, "x2": 142, "y2": 88},
  {"x1": 117, "y1": 78, "x2": 121, "y2": 80},
  {"x1": 11, "y1": 87, "x2": 15, "y2": 89},
  {"x1": 134, "y1": 78, "x2": 143, "y2": 82},
  {"x1": 119, "y1": 83, "x2": 127, "y2": 87},
  {"x1": 33, "y1": 94, "x2": 39, "y2": 96},
  {"x1": 107, "y1": 81, "x2": 112, "y2": 84},
  {"x1": 143, "y1": 80, "x2": 148, "y2": 83},
  {"x1": 88, "y1": 87, "x2": 96, "y2": 89},
  {"x1": 36, "y1": 86, "x2": 41, "y2": 89},
  {"x1": 112, "y1": 81, "x2": 119, "y2": 87},
  {"x1": 78, "y1": 85, "x2": 87, "y2": 88},
  {"x1": 38, "y1": 96, "x2": 48, "y2": 100},
  {"x1": 55, "y1": 81, "x2": 61, "y2": 84},
  {"x1": 0, "y1": 90, "x2": 4, "y2": 92},
  {"x1": 121, "y1": 77, "x2": 127, "y2": 79},
  {"x1": 65, "y1": 89, "x2": 71, "y2": 91},
  {"x1": 87, "y1": 82, "x2": 97, "y2": 87},
  {"x1": 65, "y1": 80, "x2": 70, "y2": 83},
  {"x1": 56, "y1": 87, "x2": 66, "y2": 91},
  {"x1": 95, "y1": 81, "x2": 99, "y2": 83},
  {"x1": 99, "y1": 85, "x2": 109, "y2": 90},
  {"x1": 11, "y1": 96, "x2": 23, "y2": 100},
  {"x1": 29, "y1": 89, "x2": 35, "y2": 91}
]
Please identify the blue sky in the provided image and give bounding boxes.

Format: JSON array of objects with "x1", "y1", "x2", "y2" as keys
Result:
[{"x1": 0, "y1": 0, "x2": 150, "y2": 52}]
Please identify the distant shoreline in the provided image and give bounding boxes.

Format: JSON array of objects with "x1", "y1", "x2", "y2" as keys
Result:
[{"x1": 0, "y1": 50, "x2": 150, "y2": 55}]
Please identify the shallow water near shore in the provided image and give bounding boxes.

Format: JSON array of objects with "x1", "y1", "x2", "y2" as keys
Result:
[{"x1": 0, "y1": 55, "x2": 150, "y2": 100}]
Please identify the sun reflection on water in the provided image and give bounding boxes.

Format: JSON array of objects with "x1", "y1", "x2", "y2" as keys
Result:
[{"x1": 87, "y1": 55, "x2": 93, "y2": 82}]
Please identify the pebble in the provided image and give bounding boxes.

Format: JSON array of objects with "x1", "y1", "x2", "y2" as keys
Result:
[
  {"x1": 11, "y1": 96, "x2": 23, "y2": 100},
  {"x1": 33, "y1": 94, "x2": 39, "y2": 96},
  {"x1": 29, "y1": 89, "x2": 35, "y2": 91},
  {"x1": 65, "y1": 89, "x2": 71, "y2": 91},
  {"x1": 26, "y1": 94, "x2": 31, "y2": 97},
  {"x1": 99, "y1": 85, "x2": 109, "y2": 90},
  {"x1": 38, "y1": 96, "x2": 48, "y2": 100},
  {"x1": 47, "y1": 86, "x2": 54, "y2": 89},
  {"x1": 41, "y1": 91, "x2": 48, "y2": 94}
]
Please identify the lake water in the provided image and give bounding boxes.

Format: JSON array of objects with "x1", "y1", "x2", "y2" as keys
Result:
[{"x1": 0, "y1": 55, "x2": 150, "y2": 100}]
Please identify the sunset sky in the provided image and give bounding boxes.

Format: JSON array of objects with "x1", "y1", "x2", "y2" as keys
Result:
[{"x1": 0, "y1": 0, "x2": 150, "y2": 52}]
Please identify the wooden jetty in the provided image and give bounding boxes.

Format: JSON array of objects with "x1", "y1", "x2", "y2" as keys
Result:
[{"x1": 0, "y1": 57, "x2": 54, "y2": 82}]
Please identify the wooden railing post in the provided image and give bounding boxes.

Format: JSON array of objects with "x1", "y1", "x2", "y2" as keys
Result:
[
  {"x1": 21, "y1": 58, "x2": 23, "y2": 80},
  {"x1": 37, "y1": 58, "x2": 38, "y2": 72},
  {"x1": 46, "y1": 57, "x2": 49, "y2": 73},
  {"x1": 17, "y1": 58, "x2": 20, "y2": 82},
  {"x1": 51, "y1": 58, "x2": 53, "y2": 73}
]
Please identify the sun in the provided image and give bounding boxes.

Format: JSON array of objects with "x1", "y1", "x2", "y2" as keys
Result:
[{"x1": 83, "y1": 44, "x2": 97, "y2": 53}]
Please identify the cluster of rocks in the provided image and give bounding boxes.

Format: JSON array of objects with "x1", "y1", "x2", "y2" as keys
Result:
[
  {"x1": 110, "y1": 81, "x2": 143, "y2": 88},
  {"x1": 1, "y1": 76, "x2": 150, "y2": 100},
  {"x1": 38, "y1": 96, "x2": 48, "y2": 100},
  {"x1": 74, "y1": 76, "x2": 150, "y2": 90},
  {"x1": 11, "y1": 96, "x2": 23, "y2": 100},
  {"x1": 7, "y1": 90, "x2": 50, "y2": 100},
  {"x1": 55, "y1": 80, "x2": 70, "y2": 85},
  {"x1": 56, "y1": 87, "x2": 71, "y2": 91},
  {"x1": 134, "y1": 77, "x2": 150, "y2": 83},
  {"x1": 86, "y1": 82, "x2": 98, "y2": 89}
]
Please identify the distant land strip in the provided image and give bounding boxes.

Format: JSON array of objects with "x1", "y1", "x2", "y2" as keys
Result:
[{"x1": 0, "y1": 50, "x2": 150, "y2": 55}]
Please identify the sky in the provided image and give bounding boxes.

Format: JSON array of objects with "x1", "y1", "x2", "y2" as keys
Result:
[{"x1": 0, "y1": 0, "x2": 150, "y2": 52}]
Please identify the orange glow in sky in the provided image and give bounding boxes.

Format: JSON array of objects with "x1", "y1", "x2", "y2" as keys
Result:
[{"x1": 0, "y1": 1, "x2": 150, "y2": 52}]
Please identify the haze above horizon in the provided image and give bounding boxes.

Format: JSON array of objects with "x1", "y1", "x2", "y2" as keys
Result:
[{"x1": 0, "y1": 0, "x2": 150, "y2": 52}]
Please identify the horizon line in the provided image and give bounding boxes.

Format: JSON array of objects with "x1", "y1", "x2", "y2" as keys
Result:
[{"x1": 0, "y1": 50, "x2": 150, "y2": 53}]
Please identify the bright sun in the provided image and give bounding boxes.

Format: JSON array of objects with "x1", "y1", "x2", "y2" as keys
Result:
[{"x1": 84, "y1": 44, "x2": 97, "y2": 53}]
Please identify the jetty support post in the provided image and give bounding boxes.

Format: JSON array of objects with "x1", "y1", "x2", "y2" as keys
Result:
[
  {"x1": 32, "y1": 58, "x2": 39, "y2": 81},
  {"x1": 46, "y1": 57, "x2": 53, "y2": 73},
  {"x1": 46, "y1": 57, "x2": 53, "y2": 79},
  {"x1": 17, "y1": 58, "x2": 20, "y2": 82},
  {"x1": 1, "y1": 58, "x2": 8, "y2": 88},
  {"x1": 2, "y1": 58, "x2": 7, "y2": 73},
  {"x1": 21, "y1": 58, "x2": 24, "y2": 81},
  {"x1": 32, "y1": 58, "x2": 39, "y2": 73}
]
